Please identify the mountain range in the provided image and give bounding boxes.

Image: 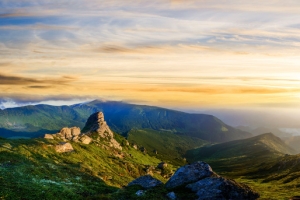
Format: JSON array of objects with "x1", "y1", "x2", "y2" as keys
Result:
[
  {"x1": 0, "y1": 100, "x2": 251, "y2": 143},
  {"x1": 1, "y1": 102, "x2": 300, "y2": 199}
]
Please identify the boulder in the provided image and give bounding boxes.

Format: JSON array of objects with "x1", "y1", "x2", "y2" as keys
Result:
[
  {"x1": 157, "y1": 162, "x2": 168, "y2": 169},
  {"x1": 71, "y1": 127, "x2": 81, "y2": 137},
  {"x1": 135, "y1": 190, "x2": 145, "y2": 196},
  {"x1": 80, "y1": 135, "x2": 92, "y2": 144},
  {"x1": 140, "y1": 146, "x2": 147, "y2": 153},
  {"x1": 166, "y1": 191, "x2": 177, "y2": 200},
  {"x1": 165, "y1": 161, "x2": 213, "y2": 189},
  {"x1": 55, "y1": 142, "x2": 74, "y2": 153},
  {"x1": 44, "y1": 134, "x2": 54, "y2": 140},
  {"x1": 127, "y1": 175, "x2": 163, "y2": 189},
  {"x1": 56, "y1": 127, "x2": 81, "y2": 141},
  {"x1": 60, "y1": 128, "x2": 73, "y2": 140},
  {"x1": 186, "y1": 177, "x2": 259, "y2": 200}
]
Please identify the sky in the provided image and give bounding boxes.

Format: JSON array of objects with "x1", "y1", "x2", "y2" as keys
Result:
[{"x1": 1, "y1": 0, "x2": 300, "y2": 113}]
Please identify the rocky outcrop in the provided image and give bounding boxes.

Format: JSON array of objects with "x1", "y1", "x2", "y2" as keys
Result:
[
  {"x1": 186, "y1": 177, "x2": 259, "y2": 200},
  {"x1": 44, "y1": 127, "x2": 93, "y2": 145},
  {"x1": 165, "y1": 161, "x2": 214, "y2": 189},
  {"x1": 55, "y1": 127, "x2": 81, "y2": 141},
  {"x1": 44, "y1": 134, "x2": 54, "y2": 139},
  {"x1": 127, "y1": 175, "x2": 163, "y2": 189},
  {"x1": 140, "y1": 146, "x2": 147, "y2": 154},
  {"x1": 157, "y1": 162, "x2": 168, "y2": 170},
  {"x1": 135, "y1": 190, "x2": 145, "y2": 196},
  {"x1": 82, "y1": 112, "x2": 122, "y2": 150},
  {"x1": 55, "y1": 142, "x2": 74, "y2": 153},
  {"x1": 79, "y1": 135, "x2": 92, "y2": 144},
  {"x1": 166, "y1": 192, "x2": 177, "y2": 200},
  {"x1": 125, "y1": 161, "x2": 259, "y2": 199}
]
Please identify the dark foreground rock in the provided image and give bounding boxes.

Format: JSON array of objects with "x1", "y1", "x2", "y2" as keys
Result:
[
  {"x1": 127, "y1": 175, "x2": 163, "y2": 189},
  {"x1": 165, "y1": 161, "x2": 213, "y2": 189},
  {"x1": 186, "y1": 177, "x2": 259, "y2": 200},
  {"x1": 125, "y1": 161, "x2": 259, "y2": 199}
]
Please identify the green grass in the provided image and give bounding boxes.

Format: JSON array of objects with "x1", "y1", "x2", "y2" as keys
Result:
[
  {"x1": 234, "y1": 178, "x2": 300, "y2": 200},
  {"x1": 128, "y1": 128, "x2": 208, "y2": 166},
  {"x1": 186, "y1": 133, "x2": 300, "y2": 199},
  {"x1": 0, "y1": 136, "x2": 172, "y2": 199}
]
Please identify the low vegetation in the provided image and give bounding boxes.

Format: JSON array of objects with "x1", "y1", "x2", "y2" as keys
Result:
[
  {"x1": 0, "y1": 136, "x2": 173, "y2": 199},
  {"x1": 128, "y1": 128, "x2": 208, "y2": 165},
  {"x1": 186, "y1": 133, "x2": 300, "y2": 199}
]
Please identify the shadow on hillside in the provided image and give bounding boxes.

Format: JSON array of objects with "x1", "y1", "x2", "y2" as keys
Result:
[{"x1": 0, "y1": 128, "x2": 58, "y2": 138}]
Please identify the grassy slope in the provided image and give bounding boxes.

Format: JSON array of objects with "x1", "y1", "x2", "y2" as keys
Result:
[
  {"x1": 186, "y1": 133, "x2": 295, "y2": 169},
  {"x1": 128, "y1": 128, "x2": 208, "y2": 165},
  {"x1": 186, "y1": 133, "x2": 300, "y2": 199},
  {"x1": 0, "y1": 105, "x2": 87, "y2": 136},
  {"x1": 284, "y1": 136, "x2": 300, "y2": 153},
  {"x1": 0, "y1": 100, "x2": 252, "y2": 143},
  {"x1": 234, "y1": 153, "x2": 300, "y2": 199},
  {"x1": 0, "y1": 136, "x2": 173, "y2": 200}
]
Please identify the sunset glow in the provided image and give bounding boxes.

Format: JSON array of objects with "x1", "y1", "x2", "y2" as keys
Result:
[{"x1": 1, "y1": 0, "x2": 300, "y2": 109}]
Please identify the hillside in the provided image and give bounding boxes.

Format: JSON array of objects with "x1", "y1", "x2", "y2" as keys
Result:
[
  {"x1": 284, "y1": 136, "x2": 300, "y2": 153},
  {"x1": 0, "y1": 100, "x2": 252, "y2": 143},
  {"x1": 185, "y1": 133, "x2": 300, "y2": 199},
  {"x1": 127, "y1": 128, "x2": 208, "y2": 165},
  {"x1": 186, "y1": 133, "x2": 296, "y2": 172},
  {"x1": 0, "y1": 112, "x2": 179, "y2": 200},
  {"x1": 0, "y1": 105, "x2": 87, "y2": 138},
  {"x1": 236, "y1": 126, "x2": 291, "y2": 138}
]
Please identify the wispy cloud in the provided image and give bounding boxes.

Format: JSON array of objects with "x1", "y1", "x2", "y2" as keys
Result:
[
  {"x1": 0, "y1": 0, "x2": 300, "y2": 109},
  {"x1": 0, "y1": 73, "x2": 77, "y2": 86}
]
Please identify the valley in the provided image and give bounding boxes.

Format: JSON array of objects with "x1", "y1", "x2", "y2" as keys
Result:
[{"x1": 0, "y1": 102, "x2": 300, "y2": 199}]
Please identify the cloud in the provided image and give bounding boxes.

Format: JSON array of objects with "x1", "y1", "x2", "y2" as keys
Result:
[
  {"x1": 94, "y1": 45, "x2": 171, "y2": 54},
  {"x1": 0, "y1": 24, "x2": 78, "y2": 31},
  {"x1": 0, "y1": 0, "x2": 300, "y2": 111},
  {"x1": 0, "y1": 94, "x2": 99, "y2": 109},
  {"x1": 27, "y1": 85, "x2": 53, "y2": 89},
  {"x1": 0, "y1": 62, "x2": 11, "y2": 67},
  {"x1": 0, "y1": 8, "x2": 64, "y2": 18},
  {"x1": 0, "y1": 73, "x2": 77, "y2": 86}
]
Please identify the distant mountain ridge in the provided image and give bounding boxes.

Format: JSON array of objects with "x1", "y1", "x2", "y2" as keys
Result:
[
  {"x1": 186, "y1": 133, "x2": 296, "y2": 167},
  {"x1": 0, "y1": 100, "x2": 252, "y2": 142}
]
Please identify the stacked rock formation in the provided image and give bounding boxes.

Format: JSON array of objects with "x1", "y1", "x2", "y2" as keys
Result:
[
  {"x1": 56, "y1": 127, "x2": 81, "y2": 141},
  {"x1": 44, "y1": 127, "x2": 92, "y2": 144},
  {"x1": 82, "y1": 112, "x2": 122, "y2": 150}
]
